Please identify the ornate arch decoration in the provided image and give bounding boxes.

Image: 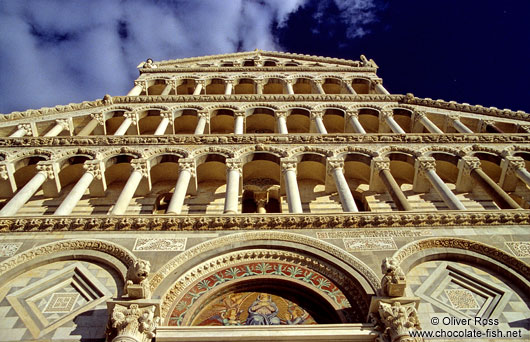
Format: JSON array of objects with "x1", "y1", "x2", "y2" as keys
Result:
[
  {"x1": 9, "y1": 148, "x2": 54, "y2": 163},
  {"x1": 333, "y1": 146, "x2": 378, "y2": 159},
  {"x1": 144, "y1": 147, "x2": 188, "y2": 160},
  {"x1": 392, "y1": 237, "x2": 530, "y2": 292},
  {"x1": 262, "y1": 73, "x2": 289, "y2": 81},
  {"x1": 313, "y1": 103, "x2": 350, "y2": 112},
  {"x1": 236, "y1": 145, "x2": 288, "y2": 159},
  {"x1": 240, "y1": 103, "x2": 280, "y2": 111},
  {"x1": 349, "y1": 103, "x2": 384, "y2": 112},
  {"x1": 381, "y1": 104, "x2": 416, "y2": 112},
  {"x1": 151, "y1": 231, "x2": 379, "y2": 324},
  {"x1": 134, "y1": 104, "x2": 171, "y2": 113},
  {"x1": 99, "y1": 147, "x2": 144, "y2": 162},
  {"x1": 204, "y1": 104, "x2": 242, "y2": 113},
  {"x1": 101, "y1": 105, "x2": 136, "y2": 114},
  {"x1": 278, "y1": 104, "x2": 315, "y2": 112},
  {"x1": 174, "y1": 75, "x2": 200, "y2": 81},
  {"x1": 377, "y1": 146, "x2": 421, "y2": 158},
  {"x1": 0, "y1": 239, "x2": 136, "y2": 291},
  {"x1": 288, "y1": 146, "x2": 333, "y2": 159},
  {"x1": 54, "y1": 148, "x2": 99, "y2": 170},
  {"x1": 462, "y1": 144, "x2": 503, "y2": 157},
  {"x1": 191, "y1": 147, "x2": 234, "y2": 160},
  {"x1": 170, "y1": 104, "x2": 205, "y2": 112},
  {"x1": 417, "y1": 146, "x2": 462, "y2": 156},
  {"x1": 143, "y1": 75, "x2": 173, "y2": 82}
]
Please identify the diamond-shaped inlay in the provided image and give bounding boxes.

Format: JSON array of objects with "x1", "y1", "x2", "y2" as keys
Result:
[
  {"x1": 444, "y1": 289, "x2": 479, "y2": 310},
  {"x1": 0, "y1": 242, "x2": 22, "y2": 257},
  {"x1": 505, "y1": 242, "x2": 530, "y2": 257},
  {"x1": 43, "y1": 293, "x2": 80, "y2": 313}
]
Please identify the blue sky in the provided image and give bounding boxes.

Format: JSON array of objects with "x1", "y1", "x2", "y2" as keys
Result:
[{"x1": 0, "y1": 0, "x2": 529, "y2": 114}]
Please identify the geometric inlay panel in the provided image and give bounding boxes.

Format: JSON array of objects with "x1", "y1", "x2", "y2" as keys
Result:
[
  {"x1": 505, "y1": 241, "x2": 530, "y2": 257},
  {"x1": 133, "y1": 238, "x2": 187, "y2": 251},
  {"x1": 343, "y1": 237, "x2": 397, "y2": 252},
  {"x1": 5, "y1": 262, "x2": 112, "y2": 339},
  {"x1": 444, "y1": 289, "x2": 479, "y2": 310},
  {"x1": 0, "y1": 242, "x2": 22, "y2": 257}
]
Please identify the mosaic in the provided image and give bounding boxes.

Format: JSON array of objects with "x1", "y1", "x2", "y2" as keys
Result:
[
  {"x1": 43, "y1": 293, "x2": 80, "y2": 313},
  {"x1": 0, "y1": 242, "x2": 22, "y2": 257},
  {"x1": 192, "y1": 292, "x2": 317, "y2": 326},
  {"x1": 316, "y1": 229, "x2": 431, "y2": 239},
  {"x1": 168, "y1": 261, "x2": 348, "y2": 326},
  {"x1": 343, "y1": 237, "x2": 397, "y2": 252},
  {"x1": 444, "y1": 289, "x2": 480, "y2": 310},
  {"x1": 505, "y1": 242, "x2": 530, "y2": 257},
  {"x1": 133, "y1": 238, "x2": 187, "y2": 251}
]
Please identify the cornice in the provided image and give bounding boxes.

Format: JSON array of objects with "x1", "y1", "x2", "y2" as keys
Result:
[
  {"x1": 0, "y1": 210, "x2": 527, "y2": 232},
  {"x1": 140, "y1": 66, "x2": 377, "y2": 74},
  {"x1": 1, "y1": 133, "x2": 529, "y2": 148}
]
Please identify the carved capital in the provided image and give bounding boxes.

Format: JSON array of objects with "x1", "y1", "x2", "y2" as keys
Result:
[
  {"x1": 276, "y1": 111, "x2": 288, "y2": 119},
  {"x1": 16, "y1": 123, "x2": 33, "y2": 136},
  {"x1": 225, "y1": 159, "x2": 243, "y2": 173},
  {"x1": 83, "y1": 161, "x2": 103, "y2": 179},
  {"x1": 518, "y1": 124, "x2": 530, "y2": 133},
  {"x1": 377, "y1": 301, "x2": 421, "y2": 342},
  {"x1": 372, "y1": 78, "x2": 383, "y2": 85},
  {"x1": 373, "y1": 158, "x2": 390, "y2": 173},
  {"x1": 197, "y1": 111, "x2": 210, "y2": 122},
  {"x1": 160, "y1": 111, "x2": 172, "y2": 121},
  {"x1": 448, "y1": 114, "x2": 461, "y2": 122},
  {"x1": 504, "y1": 156, "x2": 526, "y2": 173},
  {"x1": 111, "y1": 304, "x2": 159, "y2": 342},
  {"x1": 56, "y1": 119, "x2": 70, "y2": 131},
  {"x1": 313, "y1": 78, "x2": 324, "y2": 85},
  {"x1": 124, "y1": 112, "x2": 138, "y2": 125},
  {"x1": 327, "y1": 158, "x2": 344, "y2": 173},
  {"x1": 234, "y1": 111, "x2": 246, "y2": 118},
  {"x1": 311, "y1": 111, "x2": 324, "y2": 120},
  {"x1": 178, "y1": 158, "x2": 196, "y2": 178},
  {"x1": 196, "y1": 79, "x2": 206, "y2": 86},
  {"x1": 346, "y1": 110, "x2": 359, "y2": 119},
  {"x1": 281, "y1": 159, "x2": 298, "y2": 173},
  {"x1": 285, "y1": 79, "x2": 295, "y2": 85},
  {"x1": 224, "y1": 79, "x2": 235, "y2": 85},
  {"x1": 381, "y1": 110, "x2": 393, "y2": 119},
  {"x1": 460, "y1": 156, "x2": 481, "y2": 175},
  {"x1": 254, "y1": 78, "x2": 265, "y2": 85},
  {"x1": 0, "y1": 164, "x2": 9, "y2": 180},
  {"x1": 413, "y1": 111, "x2": 426, "y2": 123},
  {"x1": 36, "y1": 163, "x2": 56, "y2": 179},
  {"x1": 134, "y1": 80, "x2": 147, "y2": 90},
  {"x1": 417, "y1": 157, "x2": 436, "y2": 176},
  {"x1": 90, "y1": 112, "x2": 105, "y2": 125},
  {"x1": 131, "y1": 159, "x2": 149, "y2": 177}
]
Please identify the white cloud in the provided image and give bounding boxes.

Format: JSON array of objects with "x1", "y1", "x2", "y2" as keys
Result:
[{"x1": 0, "y1": 0, "x2": 377, "y2": 114}]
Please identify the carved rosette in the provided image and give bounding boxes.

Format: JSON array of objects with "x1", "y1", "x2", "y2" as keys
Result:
[
  {"x1": 377, "y1": 301, "x2": 422, "y2": 342},
  {"x1": 225, "y1": 159, "x2": 243, "y2": 174},
  {"x1": 83, "y1": 161, "x2": 103, "y2": 179},
  {"x1": 111, "y1": 304, "x2": 159, "y2": 342},
  {"x1": 131, "y1": 159, "x2": 149, "y2": 177},
  {"x1": 178, "y1": 159, "x2": 196, "y2": 178},
  {"x1": 16, "y1": 123, "x2": 33, "y2": 136},
  {"x1": 281, "y1": 159, "x2": 298, "y2": 173},
  {"x1": 36, "y1": 163, "x2": 56, "y2": 179},
  {"x1": 373, "y1": 158, "x2": 390, "y2": 173}
]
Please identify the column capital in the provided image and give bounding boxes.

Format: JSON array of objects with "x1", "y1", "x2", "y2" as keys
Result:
[
  {"x1": 460, "y1": 156, "x2": 481, "y2": 175},
  {"x1": 131, "y1": 159, "x2": 149, "y2": 177},
  {"x1": 504, "y1": 156, "x2": 526, "y2": 172},
  {"x1": 412, "y1": 110, "x2": 426, "y2": 123},
  {"x1": 346, "y1": 109, "x2": 359, "y2": 118},
  {"x1": 111, "y1": 304, "x2": 159, "y2": 342},
  {"x1": 83, "y1": 160, "x2": 103, "y2": 179},
  {"x1": 312, "y1": 78, "x2": 324, "y2": 85},
  {"x1": 196, "y1": 79, "x2": 206, "y2": 86},
  {"x1": 90, "y1": 112, "x2": 106, "y2": 125},
  {"x1": 311, "y1": 110, "x2": 324, "y2": 120},
  {"x1": 56, "y1": 119, "x2": 70, "y2": 131},
  {"x1": 372, "y1": 78, "x2": 383, "y2": 85},
  {"x1": 373, "y1": 301, "x2": 421, "y2": 342},
  {"x1": 281, "y1": 159, "x2": 298, "y2": 173},
  {"x1": 178, "y1": 158, "x2": 196, "y2": 177},
  {"x1": 36, "y1": 162, "x2": 56, "y2": 179},
  {"x1": 225, "y1": 159, "x2": 243, "y2": 173},
  {"x1": 254, "y1": 78, "x2": 265, "y2": 85},
  {"x1": 197, "y1": 111, "x2": 210, "y2": 120},
  {"x1": 124, "y1": 112, "x2": 138, "y2": 125},
  {"x1": 16, "y1": 123, "x2": 33, "y2": 136},
  {"x1": 372, "y1": 157, "x2": 390, "y2": 172},
  {"x1": 417, "y1": 156, "x2": 436, "y2": 173},
  {"x1": 327, "y1": 158, "x2": 344, "y2": 173},
  {"x1": 224, "y1": 79, "x2": 235, "y2": 85},
  {"x1": 234, "y1": 111, "x2": 246, "y2": 118},
  {"x1": 133, "y1": 80, "x2": 147, "y2": 90},
  {"x1": 160, "y1": 111, "x2": 173, "y2": 120},
  {"x1": 285, "y1": 78, "x2": 295, "y2": 85},
  {"x1": 448, "y1": 114, "x2": 461, "y2": 122},
  {"x1": 0, "y1": 163, "x2": 9, "y2": 180},
  {"x1": 276, "y1": 111, "x2": 288, "y2": 119},
  {"x1": 518, "y1": 124, "x2": 530, "y2": 133},
  {"x1": 381, "y1": 110, "x2": 393, "y2": 118}
]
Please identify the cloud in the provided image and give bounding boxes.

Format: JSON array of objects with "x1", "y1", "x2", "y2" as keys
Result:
[
  {"x1": 0, "y1": 0, "x2": 377, "y2": 114},
  {"x1": 313, "y1": 0, "x2": 379, "y2": 38}
]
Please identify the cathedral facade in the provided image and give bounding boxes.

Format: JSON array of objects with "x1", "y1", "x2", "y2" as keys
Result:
[{"x1": 0, "y1": 51, "x2": 528, "y2": 341}]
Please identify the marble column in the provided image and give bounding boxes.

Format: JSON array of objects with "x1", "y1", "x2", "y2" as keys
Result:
[
  {"x1": 77, "y1": 116, "x2": 100, "y2": 136},
  {"x1": 345, "y1": 81, "x2": 357, "y2": 95},
  {"x1": 114, "y1": 113, "x2": 137, "y2": 136},
  {"x1": 234, "y1": 112, "x2": 245, "y2": 134},
  {"x1": 417, "y1": 157, "x2": 466, "y2": 210},
  {"x1": 448, "y1": 115, "x2": 473, "y2": 133},
  {"x1": 461, "y1": 157, "x2": 521, "y2": 209},
  {"x1": 255, "y1": 79, "x2": 264, "y2": 95},
  {"x1": 160, "y1": 82, "x2": 172, "y2": 95},
  {"x1": 312, "y1": 111, "x2": 328, "y2": 134},
  {"x1": 414, "y1": 111, "x2": 443, "y2": 134},
  {"x1": 328, "y1": 159, "x2": 358, "y2": 212},
  {"x1": 166, "y1": 159, "x2": 195, "y2": 214},
  {"x1": 110, "y1": 304, "x2": 159, "y2": 342},
  {"x1": 382, "y1": 111, "x2": 406, "y2": 134},
  {"x1": 347, "y1": 111, "x2": 366, "y2": 134},
  {"x1": 314, "y1": 79, "x2": 325, "y2": 94},
  {"x1": 0, "y1": 163, "x2": 55, "y2": 216},
  {"x1": 224, "y1": 159, "x2": 242, "y2": 214},
  {"x1": 44, "y1": 120, "x2": 70, "y2": 137},
  {"x1": 374, "y1": 158, "x2": 412, "y2": 211},
  {"x1": 254, "y1": 192, "x2": 268, "y2": 214},
  {"x1": 54, "y1": 161, "x2": 102, "y2": 215},
  {"x1": 281, "y1": 159, "x2": 303, "y2": 213},
  {"x1": 224, "y1": 80, "x2": 234, "y2": 95},
  {"x1": 154, "y1": 112, "x2": 171, "y2": 135},
  {"x1": 9, "y1": 123, "x2": 32, "y2": 138},
  {"x1": 110, "y1": 159, "x2": 148, "y2": 215},
  {"x1": 505, "y1": 157, "x2": 530, "y2": 188},
  {"x1": 373, "y1": 80, "x2": 390, "y2": 95},
  {"x1": 276, "y1": 111, "x2": 288, "y2": 134},
  {"x1": 286, "y1": 80, "x2": 295, "y2": 95},
  {"x1": 481, "y1": 120, "x2": 504, "y2": 133},
  {"x1": 194, "y1": 112, "x2": 209, "y2": 134},
  {"x1": 127, "y1": 82, "x2": 144, "y2": 96},
  {"x1": 193, "y1": 80, "x2": 205, "y2": 95}
]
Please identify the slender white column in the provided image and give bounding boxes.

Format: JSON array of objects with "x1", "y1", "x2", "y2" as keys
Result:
[
  {"x1": 374, "y1": 80, "x2": 390, "y2": 95},
  {"x1": 276, "y1": 112, "x2": 288, "y2": 134},
  {"x1": 10, "y1": 124, "x2": 31, "y2": 137},
  {"x1": 224, "y1": 80, "x2": 233, "y2": 95},
  {"x1": 382, "y1": 111, "x2": 406, "y2": 134},
  {"x1": 110, "y1": 160, "x2": 147, "y2": 215},
  {"x1": 224, "y1": 160, "x2": 242, "y2": 214},
  {"x1": 286, "y1": 80, "x2": 294, "y2": 95},
  {"x1": 515, "y1": 168, "x2": 530, "y2": 187},
  {"x1": 167, "y1": 160, "x2": 195, "y2": 214},
  {"x1": 281, "y1": 160, "x2": 303, "y2": 213},
  {"x1": 77, "y1": 119, "x2": 99, "y2": 136},
  {"x1": 255, "y1": 79, "x2": 264, "y2": 94},
  {"x1": 114, "y1": 113, "x2": 136, "y2": 136},
  {"x1": 504, "y1": 157, "x2": 530, "y2": 188},
  {"x1": 160, "y1": 83, "x2": 172, "y2": 95},
  {"x1": 418, "y1": 158, "x2": 466, "y2": 210},
  {"x1": 347, "y1": 112, "x2": 366, "y2": 134},
  {"x1": 312, "y1": 111, "x2": 328, "y2": 134},
  {"x1": 193, "y1": 80, "x2": 204, "y2": 95},
  {"x1": 314, "y1": 80, "x2": 325, "y2": 94},
  {"x1": 415, "y1": 112, "x2": 443, "y2": 134},
  {"x1": 44, "y1": 120, "x2": 69, "y2": 137},
  {"x1": 154, "y1": 117, "x2": 170, "y2": 135},
  {"x1": 345, "y1": 82, "x2": 357, "y2": 95},
  {"x1": 127, "y1": 83, "x2": 143, "y2": 96},
  {"x1": 54, "y1": 162, "x2": 102, "y2": 215},
  {"x1": 0, "y1": 164, "x2": 54, "y2": 216},
  {"x1": 194, "y1": 112, "x2": 209, "y2": 134},
  {"x1": 329, "y1": 159, "x2": 358, "y2": 212},
  {"x1": 450, "y1": 115, "x2": 473, "y2": 133},
  {"x1": 234, "y1": 113, "x2": 245, "y2": 134}
]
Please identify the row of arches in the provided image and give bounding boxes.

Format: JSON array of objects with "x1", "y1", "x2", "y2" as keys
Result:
[{"x1": 1, "y1": 146, "x2": 528, "y2": 216}]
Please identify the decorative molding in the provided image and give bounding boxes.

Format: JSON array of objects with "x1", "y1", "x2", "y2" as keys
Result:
[
  {"x1": 133, "y1": 238, "x2": 187, "y2": 251},
  {"x1": 0, "y1": 211, "x2": 527, "y2": 234}
]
